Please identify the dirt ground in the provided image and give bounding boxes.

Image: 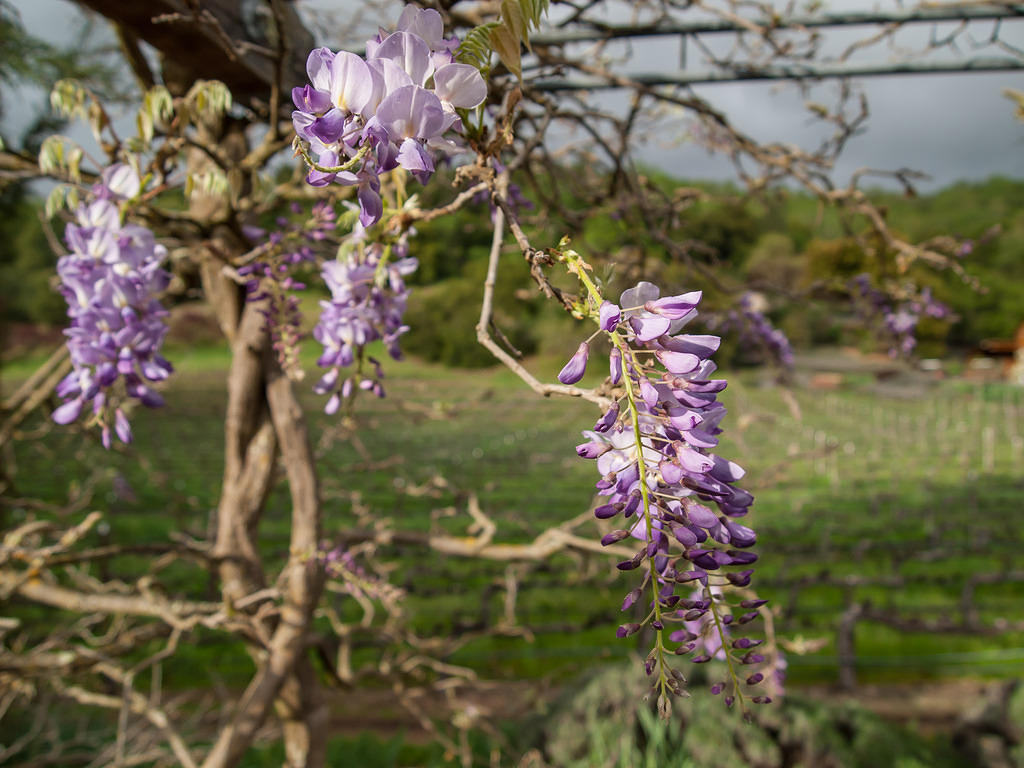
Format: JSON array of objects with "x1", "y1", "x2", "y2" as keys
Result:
[
  {"x1": 799, "y1": 678, "x2": 1003, "y2": 734},
  {"x1": 324, "y1": 676, "x2": 1002, "y2": 742}
]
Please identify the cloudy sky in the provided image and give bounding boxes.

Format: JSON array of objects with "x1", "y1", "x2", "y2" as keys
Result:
[{"x1": 5, "y1": 0, "x2": 1023, "y2": 190}]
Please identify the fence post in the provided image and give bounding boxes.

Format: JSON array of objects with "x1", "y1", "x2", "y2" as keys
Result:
[{"x1": 837, "y1": 598, "x2": 862, "y2": 691}]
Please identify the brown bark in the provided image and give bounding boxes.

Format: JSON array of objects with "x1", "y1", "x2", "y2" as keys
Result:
[
  {"x1": 201, "y1": 368, "x2": 325, "y2": 768},
  {"x1": 212, "y1": 302, "x2": 276, "y2": 604},
  {"x1": 184, "y1": 104, "x2": 325, "y2": 766},
  {"x1": 75, "y1": 0, "x2": 313, "y2": 106},
  {"x1": 194, "y1": 254, "x2": 327, "y2": 768},
  {"x1": 267, "y1": 358, "x2": 327, "y2": 768}
]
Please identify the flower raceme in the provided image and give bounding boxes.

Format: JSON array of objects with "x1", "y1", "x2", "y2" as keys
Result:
[
  {"x1": 293, "y1": 6, "x2": 487, "y2": 227},
  {"x1": 239, "y1": 201, "x2": 338, "y2": 381},
  {"x1": 312, "y1": 240, "x2": 417, "y2": 412},
  {"x1": 52, "y1": 164, "x2": 172, "y2": 447},
  {"x1": 562, "y1": 267, "x2": 768, "y2": 711},
  {"x1": 849, "y1": 275, "x2": 951, "y2": 357},
  {"x1": 711, "y1": 292, "x2": 794, "y2": 368}
]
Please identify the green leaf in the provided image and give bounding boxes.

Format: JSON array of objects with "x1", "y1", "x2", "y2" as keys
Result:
[
  {"x1": 44, "y1": 184, "x2": 68, "y2": 218},
  {"x1": 454, "y1": 2, "x2": 549, "y2": 78},
  {"x1": 490, "y1": 23, "x2": 522, "y2": 79},
  {"x1": 185, "y1": 80, "x2": 233, "y2": 124},
  {"x1": 38, "y1": 135, "x2": 66, "y2": 175},
  {"x1": 44, "y1": 183, "x2": 79, "y2": 218},
  {"x1": 137, "y1": 108, "x2": 154, "y2": 145},
  {"x1": 147, "y1": 85, "x2": 175, "y2": 124},
  {"x1": 49, "y1": 78, "x2": 86, "y2": 119},
  {"x1": 67, "y1": 146, "x2": 83, "y2": 183},
  {"x1": 456, "y1": 22, "x2": 499, "y2": 72},
  {"x1": 502, "y1": 0, "x2": 528, "y2": 48},
  {"x1": 186, "y1": 168, "x2": 230, "y2": 201},
  {"x1": 521, "y1": 0, "x2": 551, "y2": 28},
  {"x1": 87, "y1": 101, "x2": 106, "y2": 143}
]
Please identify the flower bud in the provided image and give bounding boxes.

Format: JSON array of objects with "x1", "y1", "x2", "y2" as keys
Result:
[
  {"x1": 609, "y1": 347, "x2": 622, "y2": 384},
  {"x1": 594, "y1": 402, "x2": 619, "y2": 432},
  {"x1": 557, "y1": 342, "x2": 590, "y2": 384},
  {"x1": 621, "y1": 587, "x2": 643, "y2": 611},
  {"x1": 616, "y1": 622, "x2": 642, "y2": 638},
  {"x1": 727, "y1": 550, "x2": 758, "y2": 565},
  {"x1": 639, "y1": 377, "x2": 659, "y2": 408},
  {"x1": 601, "y1": 529, "x2": 630, "y2": 546},
  {"x1": 599, "y1": 301, "x2": 621, "y2": 331},
  {"x1": 656, "y1": 350, "x2": 700, "y2": 375},
  {"x1": 52, "y1": 399, "x2": 83, "y2": 425},
  {"x1": 114, "y1": 408, "x2": 132, "y2": 444},
  {"x1": 576, "y1": 441, "x2": 611, "y2": 459},
  {"x1": 732, "y1": 638, "x2": 762, "y2": 649},
  {"x1": 727, "y1": 569, "x2": 754, "y2": 587},
  {"x1": 724, "y1": 522, "x2": 757, "y2": 549},
  {"x1": 616, "y1": 552, "x2": 645, "y2": 570}
]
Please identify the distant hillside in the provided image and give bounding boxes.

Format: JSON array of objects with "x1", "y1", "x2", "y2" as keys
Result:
[{"x1": 4, "y1": 173, "x2": 1022, "y2": 364}]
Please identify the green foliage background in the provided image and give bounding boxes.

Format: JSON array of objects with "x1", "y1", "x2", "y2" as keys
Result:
[
  {"x1": 5, "y1": 172, "x2": 1024, "y2": 366},
  {"x1": 394, "y1": 174, "x2": 1024, "y2": 366}
]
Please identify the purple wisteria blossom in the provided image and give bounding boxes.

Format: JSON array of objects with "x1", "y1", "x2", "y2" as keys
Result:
[
  {"x1": 292, "y1": 7, "x2": 487, "y2": 227},
  {"x1": 850, "y1": 275, "x2": 951, "y2": 357},
  {"x1": 710, "y1": 292, "x2": 794, "y2": 368},
  {"x1": 563, "y1": 271, "x2": 768, "y2": 708},
  {"x1": 52, "y1": 164, "x2": 172, "y2": 448},
  {"x1": 558, "y1": 342, "x2": 590, "y2": 384},
  {"x1": 239, "y1": 201, "x2": 337, "y2": 380},
  {"x1": 313, "y1": 239, "x2": 417, "y2": 411}
]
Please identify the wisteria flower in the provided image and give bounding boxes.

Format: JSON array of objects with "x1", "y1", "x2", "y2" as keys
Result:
[
  {"x1": 52, "y1": 164, "x2": 172, "y2": 447},
  {"x1": 292, "y1": 8, "x2": 487, "y2": 227},
  {"x1": 313, "y1": 240, "x2": 417, "y2": 408},
  {"x1": 556, "y1": 244, "x2": 768, "y2": 712}
]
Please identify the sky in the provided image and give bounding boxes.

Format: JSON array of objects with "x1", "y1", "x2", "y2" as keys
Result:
[{"x1": 4, "y1": 0, "x2": 1023, "y2": 191}]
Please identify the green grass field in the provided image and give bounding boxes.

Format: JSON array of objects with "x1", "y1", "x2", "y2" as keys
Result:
[{"x1": 4, "y1": 343, "x2": 1024, "y2": 693}]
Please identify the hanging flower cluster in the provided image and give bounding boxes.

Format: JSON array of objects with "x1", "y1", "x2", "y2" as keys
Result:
[
  {"x1": 239, "y1": 201, "x2": 337, "y2": 380},
  {"x1": 558, "y1": 246, "x2": 766, "y2": 711},
  {"x1": 313, "y1": 239, "x2": 417, "y2": 412},
  {"x1": 710, "y1": 292, "x2": 794, "y2": 368},
  {"x1": 52, "y1": 164, "x2": 172, "y2": 447},
  {"x1": 293, "y1": 6, "x2": 487, "y2": 227},
  {"x1": 850, "y1": 274, "x2": 951, "y2": 357}
]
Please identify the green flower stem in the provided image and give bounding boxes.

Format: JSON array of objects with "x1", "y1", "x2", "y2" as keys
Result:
[
  {"x1": 616, "y1": 336, "x2": 670, "y2": 701},
  {"x1": 560, "y1": 243, "x2": 671, "y2": 698},
  {"x1": 293, "y1": 139, "x2": 371, "y2": 174},
  {"x1": 708, "y1": 588, "x2": 747, "y2": 713}
]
